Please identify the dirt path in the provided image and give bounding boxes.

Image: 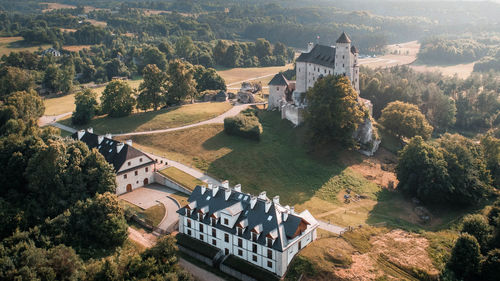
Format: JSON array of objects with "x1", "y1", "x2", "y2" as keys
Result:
[
  {"x1": 114, "y1": 102, "x2": 266, "y2": 137},
  {"x1": 128, "y1": 227, "x2": 157, "y2": 248}
]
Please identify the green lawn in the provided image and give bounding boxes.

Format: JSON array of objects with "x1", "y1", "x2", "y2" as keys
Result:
[
  {"x1": 121, "y1": 200, "x2": 165, "y2": 227},
  {"x1": 122, "y1": 110, "x2": 484, "y2": 232},
  {"x1": 59, "y1": 102, "x2": 232, "y2": 134},
  {"x1": 159, "y1": 167, "x2": 204, "y2": 191},
  {"x1": 168, "y1": 192, "x2": 190, "y2": 207}
]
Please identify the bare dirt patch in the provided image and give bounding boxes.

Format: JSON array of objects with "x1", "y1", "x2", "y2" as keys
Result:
[
  {"x1": 341, "y1": 148, "x2": 398, "y2": 189},
  {"x1": 410, "y1": 62, "x2": 475, "y2": 79},
  {"x1": 86, "y1": 19, "x2": 107, "y2": 27},
  {"x1": 128, "y1": 227, "x2": 157, "y2": 248},
  {"x1": 41, "y1": 2, "x2": 76, "y2": 12}
]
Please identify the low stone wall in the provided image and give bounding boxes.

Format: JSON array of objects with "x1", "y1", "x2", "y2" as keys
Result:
[
  {"x1": 177, "y1": 245, "x2": 214, "y2": 267},
  {"x1": 219, "y1": 264, "x2": 258, "y2": 281},
  {"x1": 154, "y1": 172, "x2": 191, "y2": 195},
  {"x1": 281, "y1": 104, "x2": 304, "y2": 126}
]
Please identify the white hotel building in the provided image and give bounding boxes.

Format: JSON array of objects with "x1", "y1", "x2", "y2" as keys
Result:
[{"x1": 177, "y1": 182, "x2": 319, "y2": 277}]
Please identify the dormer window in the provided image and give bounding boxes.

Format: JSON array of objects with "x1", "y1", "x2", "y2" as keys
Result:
[
  {"x1": 211, "y1": 217, "x2": 217, "y2": 226},
  {"x1": 198, "y1": 213, "x2": 203, "y2": 222},
  {"x1": 186, "y1": 209, "x2": 191, "y2": 216},
  {"x1": 252, "y1": 232, "x2": 258, "y2": 242},
  {"x1": 237, "y1": 227, "x2": 243, "y2": 236},
  {"x1": 267, "y1": 237, "x2": 273, "y2": 247},
  {"x1": 224, "y1": 218, "x2": 228, "y2": 225}
]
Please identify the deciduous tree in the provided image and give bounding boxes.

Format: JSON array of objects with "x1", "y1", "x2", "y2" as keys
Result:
[
  {"x1": 137, "y1": 64, "x2": 168, "y2": 111},
  {"x1": 448, "y1": 234, "x2": 481, "y2": 281},
  {"x1": 100, "y1": 80, "x2": 136, "y2": 117},
  {"x1": 380, "y1": 101, "x2": 433, "y2": 140},
  {"x1": 166, "y1": 60, "x2": 197, "y2": 104},
  {"x1": 72, "y1": 89, "x2": 98, "y2": 125},
  {"x1": 305, "y1": 75, "x2": 366, "y2": 146}
]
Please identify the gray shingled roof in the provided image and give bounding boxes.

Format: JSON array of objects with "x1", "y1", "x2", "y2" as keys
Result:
[
  {"x1": 336, "y1": 31, "x2": 351, "y2": 43},
  {"x1": 268, "y1": 73, "x2": 289, "y2": 86},
  {"x1": 177, "y1": 186, "x2": 318, "y2": 252},
  {"x1": 296, "y1": 44, "x2": 336, "y2": 68},
  {"x1": 351, "y1": 45, "x2": 359, "y2": 54},
  {"x1": 71, "y1": 131, "x2": 154, "y2": 173}
]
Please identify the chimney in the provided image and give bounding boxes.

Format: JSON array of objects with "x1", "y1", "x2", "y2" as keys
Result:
[
  {"x1": 265, "y1": 200, "x2": 272, "y2": 213},
  {"x1": 201, "y1": 185, "x2": 206, "y2": 195},
  {"x1": 98, "y1": 135, "x2": 104, "y2": 144},
  {"x1": 116, "y1": 142, "x2": 124, "y2": 153},
  {"x1": 225, "y1": 188, "x2": 231, "y2": 200},
  {"x1": 250, "y1": 196, "x2": 257, "y2": 209},
  {"x1": 307, "y1": 42, "x2": 314, "y2": 53},
  {"x1": 272, "y1": 195, "x2": 280, "y2": 205},
  {"x1": 212, "y1": 185, "x2": 219, "y2": 196},
  {"x1": 77, "y1": 130, "x2": 85, "y2": 140},
  {"x1": 222, "y1": 180, "x2": 229, "y2": 188},
  {"x1": 234, "y1": 184, "x2": 241, "y2": 192},
  {"x1": 283, "y1": 211, "x2": 289, "y2": 221},
  {"x1": 125, "y1": 139, "x2": 132, "y2": 146},
  {"x1": 105, "y1": 133, "x2": 112, "y2": 139},
  {"x1": 86, "y1": 127, "x2": 93, "y2": 134},
  {"x1": 258, "y1": 191, "x2": 267, "y2": 200}
]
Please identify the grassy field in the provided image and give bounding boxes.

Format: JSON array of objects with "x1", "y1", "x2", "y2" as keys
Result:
[
  {"x1": 121, "y1": 200, "x2": 165, "y2": 227},
  {"x1": 62, "y1": 45, "x2": 94, "y2": 52},
  {"x1": 168, "y1": 192, "x2": 190, "y2": 207},
  {"x1": 159, "y1": 166, "x2": 204, "y2": 191},
  {"x1": 44, "y1": 79, "x2": 143, "y2": 115},
  {"x1": 122, "y1": 110, "x2": 481, "y2": 232},
  {"x1": 59, "y1": 102, "x2": 232, "y2": 134},
  {"x1": 0, "y1": 37, "x2": 50, "y2": 57},
  {"x1": 217, "y1": 63, "x2": 294, "y2": 86}
]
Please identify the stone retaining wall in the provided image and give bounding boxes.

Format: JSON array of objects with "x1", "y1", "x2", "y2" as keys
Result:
[{"x1": 154, "y1": 172, "x2": 191, "y2": 194}]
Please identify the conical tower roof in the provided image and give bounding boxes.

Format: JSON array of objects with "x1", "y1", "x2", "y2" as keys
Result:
[{"x1": 336, "y1": 32, "x2": 351, "y2": 44}]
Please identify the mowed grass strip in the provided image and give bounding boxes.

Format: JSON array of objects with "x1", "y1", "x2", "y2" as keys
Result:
[
  {"x1": 159, "y1": 166, "x2": 204, "y2": 191},
  {"x1": 59, "y1": 102, "x2": 232, "y2": 134}
]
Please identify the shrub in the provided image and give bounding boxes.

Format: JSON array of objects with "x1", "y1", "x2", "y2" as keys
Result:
[
  {"x1": 223, "y1": 109, "x2": 263, "y2": 140},
  {"x1": 447, "y1": 234, "x2": 481, "y2": 280}
]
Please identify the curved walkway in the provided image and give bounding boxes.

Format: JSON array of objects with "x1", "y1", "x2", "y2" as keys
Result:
[{"x1": 113, "y1": 102, "x2": 266, "y2": 137}]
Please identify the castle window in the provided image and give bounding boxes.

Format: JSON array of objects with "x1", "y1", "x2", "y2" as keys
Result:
[
  {"x1": 267, "y1": 261, "x2": 272, "y2": 268},
  {"x1": 128, "y1": 161, "x2": 131, "y2": 166},
  {"x1": 212, "y1": 228, "x2": 216, "y2": 237},
  {"x1": 124, "y1": 174, "x2": 127, "y2": 179},
  {"x1": 238, "y1": 238, "x2": 243, "y2": 247},
  {"x1": 267, "y1": 249, "x2": 272, "y2": 259},
  {"x1": 252, "y1": 243, "x2": 257, "y2": 253},
  {"x1": 139, "y1": 158, "x2": 142, "y2": 162},
  {"x1": 187, "y1": 219, "x2": 191, "y2": 228},
  {"x1": 276, "y1": 87, "x2": 279, "y2": 90},
  {"x1": 252, "y1": 255, "x2": 257, "y2": 262},
  {"x1": 252, "y1": 232, "x2": 258, "y2": 242},
  {"x1": 267, "y1": 238, "x2": 273, "y2": 247},
  {"x1": 134, "y1": 171, "x2": 138, "y2": 176},
  {"x1": 145, "y1": 167, "x2": 148, "y2": 172},
  {"x1": 224, "y1": 233, "x2": 229, "y2": 242},
  {"x1": 187, "y1": 209, "x2": 191, "y2": 216},
  {"x1": 212, "y1": 239, "x2": 216, "y2": 246},
  {"x1": 199, "y1": 234, "x2": 204, "y2": 240},
  {"x1": 237, "y1": 227, "x2": 243, "y2": 236},
  {"x1": 224, "y1": 218, "x2": 228, "y2": 225},
  {"x1": 211, "y1": 218, "x2": 217, "y2": 226},
  {"x1": 343, "y1": 64, "x2": 344, "y2": 68},
  {"x1": 343, "y1": 55, "x2": 345, "y2": 59},
  {"x1": 200, "y1": 224, "x2": 204, "y2": 232},
  {"x1": 187, "y1": 229, "x2": 191, "y2": 236},
  {"x1": 238, "y1": 249, "x2": 243, "y2": 256}
]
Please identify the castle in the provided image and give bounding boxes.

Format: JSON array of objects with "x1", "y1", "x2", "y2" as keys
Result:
[{"x1": 268, "y1": 32, "x2": 380, "y2": 155}]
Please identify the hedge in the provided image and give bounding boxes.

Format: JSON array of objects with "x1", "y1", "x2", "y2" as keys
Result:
[
  {"x1": 222, "y1": 254, "x2": 279, "y2": 281},
  {"x1": 176, "y1": 233, "x2": 221, "y2": 259},
  {"x1": 223, "y1": 109, "x2": 263, "y2": 140}
]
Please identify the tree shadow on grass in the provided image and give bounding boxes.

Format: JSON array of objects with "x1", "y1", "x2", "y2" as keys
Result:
[
  {"x1": 199, "y1": 110, "x2": 359, "y2": 206},
  {"x1": 367, "y1": 189, "x2": 496, "y2": 232}
]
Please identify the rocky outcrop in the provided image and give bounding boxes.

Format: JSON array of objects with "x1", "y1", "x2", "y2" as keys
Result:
[
  {"x1": 237, "y1": 91, "x2": 255, "y2": 104},
  {"x1": 353, "y1": 117, "x2": 381, "y2": 156}
]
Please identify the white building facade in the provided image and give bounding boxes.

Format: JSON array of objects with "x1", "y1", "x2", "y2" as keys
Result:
[
  {"x1": 177, "y1": 183, "x2": 319, "y2": 277},
  {"x1": 73, "y1": 129, "x2": 156, "y2": 195}
]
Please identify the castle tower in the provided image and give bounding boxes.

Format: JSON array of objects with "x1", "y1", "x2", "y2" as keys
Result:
[
  {"x1": 351, "y1": 45, "x2": 360, "y2": 92},
  {"x1": 334, "y1": 31, "x2": 353, "y2": 81}
]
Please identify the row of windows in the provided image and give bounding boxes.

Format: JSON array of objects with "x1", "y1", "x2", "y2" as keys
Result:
[
  {"x1": 127, "y1": 157, "x2": 144, "y2": 166},
  {"x1": 123, "y1": 167, "x2": 149, "y2": 179},
  {"x1": 185, "y1": 228, "x2": 274, "y2": 269}
]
